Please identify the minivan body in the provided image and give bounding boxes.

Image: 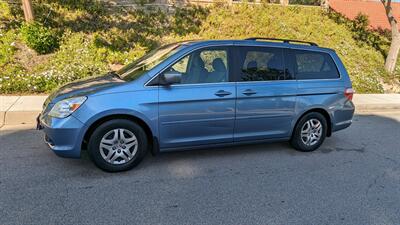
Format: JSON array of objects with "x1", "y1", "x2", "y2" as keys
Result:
[{"x1": 38, "y1": 39, "x2": 355, "y2": 171}]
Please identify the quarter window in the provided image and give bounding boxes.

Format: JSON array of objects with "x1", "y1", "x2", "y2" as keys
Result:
[{"x1": 292, "y1": 50, "x2": 339, "y2": 79}]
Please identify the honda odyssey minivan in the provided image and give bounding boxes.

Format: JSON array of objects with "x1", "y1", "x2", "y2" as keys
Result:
[{"x1": 37, "y1": 38, "x2": 355, "y2": 172}]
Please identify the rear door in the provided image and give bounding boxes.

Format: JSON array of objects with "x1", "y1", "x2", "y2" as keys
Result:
[
  {"x1": 286, "y1": 48, "x2": 346, "y2": 125},
  {"x1": 233, "y1": 46, "x2": 298, "y2": 142},
  {"x1": 157, "y1": 46, "x2": 236, "y2": 149}
]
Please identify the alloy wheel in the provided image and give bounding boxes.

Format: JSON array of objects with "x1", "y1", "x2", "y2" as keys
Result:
[
  {"x1": 300, "y1": 119, "x2": 322, "y2": 146},
  {"x1": 99, "y1": 128, "x2": 138, "y2": 165}
]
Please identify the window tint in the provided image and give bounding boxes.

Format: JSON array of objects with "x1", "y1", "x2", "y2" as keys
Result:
[
  {"x1": 237, "y1": 47, "x2": 288, "y2": 81},
  {"x1": 292, "y1": 50, "x2": 339, "y2": 79},
  {"x1": 165, "y1": 48, "x2": 229, "y2": 84}
]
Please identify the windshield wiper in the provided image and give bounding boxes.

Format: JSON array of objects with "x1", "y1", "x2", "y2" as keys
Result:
[{"x1": 106, "y1": 71, "x2": 122, "y2": 79}]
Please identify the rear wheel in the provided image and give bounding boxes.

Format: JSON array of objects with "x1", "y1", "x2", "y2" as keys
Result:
[
  {"x1": 290, "y1": 112, "x2": 327, "y2": 152},
  {"x1": 88, "y1": 119, "x2": 148, "y2": 172}
]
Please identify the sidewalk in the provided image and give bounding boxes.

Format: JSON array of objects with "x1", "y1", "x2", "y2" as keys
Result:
[{"x1": 1, "y1": 94, "x2": 400, "y2": 126}]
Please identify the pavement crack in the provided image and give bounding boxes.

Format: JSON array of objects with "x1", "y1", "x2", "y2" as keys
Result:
[
  {"x1": 1, "y1": 96, "x2": 21, "y2": 128},
  {"x1": 365, "y1": 171, "x2": 386, "y2": 197}
]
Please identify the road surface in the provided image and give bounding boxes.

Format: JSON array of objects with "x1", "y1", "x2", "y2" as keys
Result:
[{"x1": 1, "y1": 112, "x2": 400, "y2": 225}]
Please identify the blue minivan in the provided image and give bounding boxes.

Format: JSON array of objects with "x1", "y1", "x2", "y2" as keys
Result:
[{"x1": 37, "y1": 38, "x2": 355, "y2": 171}]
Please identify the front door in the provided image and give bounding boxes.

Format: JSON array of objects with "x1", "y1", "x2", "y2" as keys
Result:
[
  {"x1": 233, "y1": 46, "x2": 298, "y2": 141},
  {"x1": 157, "y1": 47, "x2": 236, "y2": 149}
]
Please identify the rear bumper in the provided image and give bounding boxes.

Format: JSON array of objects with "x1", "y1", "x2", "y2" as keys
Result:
[
  {"x1": 37, "y1": 113, "x2": 84, "y2": 158},
  {"x1": 332, "y1": 119, "x2": 352, "y2": 132},
  {"x1": 332, "y1": 100, "x2": 355, "y2": 133}
]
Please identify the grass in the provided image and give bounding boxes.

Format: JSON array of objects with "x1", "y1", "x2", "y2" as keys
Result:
[{"x1": 0, "y1": 0, "x2": 398, "y2": 93}]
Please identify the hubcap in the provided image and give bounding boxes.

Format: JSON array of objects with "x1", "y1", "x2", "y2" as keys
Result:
[
  {"x1": 301, "y1": 119, "x2": 322, "y2": 146},
  {"x1": 99, "y1": 128, "x2": 138, "y2": 165}
]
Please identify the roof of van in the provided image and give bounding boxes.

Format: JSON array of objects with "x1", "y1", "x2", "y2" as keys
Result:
[{"x1": 181, "y1": 39, "x2": 335, "y2": 52}]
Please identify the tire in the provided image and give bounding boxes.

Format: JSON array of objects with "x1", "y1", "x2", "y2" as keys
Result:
[
  {"x1": 88, "y1": 119, "x2": 148, "y2": 172},
  {"x1": 290, "y1": 112, "x2": 327, "y2": 152}
]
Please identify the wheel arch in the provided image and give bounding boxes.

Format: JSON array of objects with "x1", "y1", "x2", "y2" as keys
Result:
[
  {"x1": 82, "y1": 113, "x2": 157, "y2": 154},
  {"x1": 292, "y1": 108, "x2": 333, "y2": 138}
]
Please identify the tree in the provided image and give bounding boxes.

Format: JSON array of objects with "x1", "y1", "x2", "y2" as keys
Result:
[
  {"x1": 381, "y1": 0, "x2": 399, "y2": 74},
  {"x1": 21, "y1": 0, "x2": 34, "y2": 22}
]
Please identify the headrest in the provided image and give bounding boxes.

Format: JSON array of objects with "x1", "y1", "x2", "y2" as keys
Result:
[
  {"x1": 212, "y1": 58, "x2": 226, "y2": 72},
  {"x1": 247, "y1": 60, "x2": 258, "y2": 71}
]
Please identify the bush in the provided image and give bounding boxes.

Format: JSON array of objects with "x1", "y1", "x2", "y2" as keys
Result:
[
  {"x1": 289, "y1": 0, "x2": 321, "y2": 5},
  {"x1": 20, "y1": 22, "x2": 59, "y2": 54},
  {"x1": 0, "y1": 30, "x2": 17, "y2": 66}
]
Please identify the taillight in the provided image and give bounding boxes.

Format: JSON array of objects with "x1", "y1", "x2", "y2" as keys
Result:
[{"x1": 344, "y1": 88, "x2": 354, "y2": 101}]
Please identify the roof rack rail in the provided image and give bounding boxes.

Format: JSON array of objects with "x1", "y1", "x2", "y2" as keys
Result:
[{"x1": 244, "y1": 37, "x2": 318, "y2": 46}]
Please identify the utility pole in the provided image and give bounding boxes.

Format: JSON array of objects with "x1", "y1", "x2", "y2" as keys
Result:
[{"x1": 22, "y1": 0, "x2": 34, "y2": 22}]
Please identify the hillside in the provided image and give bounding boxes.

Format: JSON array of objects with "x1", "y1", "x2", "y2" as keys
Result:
[{"x1": 0, "y1": 0, "x2": 399, "y2": 93}]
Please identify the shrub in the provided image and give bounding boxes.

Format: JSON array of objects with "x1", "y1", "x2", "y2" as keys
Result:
[
  {"x1": 20, "y1": 22, "x2": 59, "y2": 54},
  {"x1": 1, "y1": 32, "x2": 108, "y2": 94},
  {"x1": 0, "y1": 30, "x2": 17, "y2": 66},
  {"x1": 0, "y1": 1, "x2": 12, "y2": 22},
  {"x1": 289, "y1": 0, "x2": 321, "y2": 5}
]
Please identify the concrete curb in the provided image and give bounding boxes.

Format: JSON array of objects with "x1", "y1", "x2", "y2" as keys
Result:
[
  {"x1": 1, "y1": 94, "x2": 399, "y2": 126},
  {"x1": 1, "y1": 96, "x2": 47, "y2": 126},
  {"x1": 355, "y1": 104, "x2": 400, "y2": 112}
]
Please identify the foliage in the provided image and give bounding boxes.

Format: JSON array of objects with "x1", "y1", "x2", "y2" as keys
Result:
[
  {"x1": 0, "y1": 30, "x2": 16, "y2": 66},
  {"x1": 172, "y1": 6, "x2": 209, "y2": 35},
  {"x1": 0, "y1": 1, "x2": 398, "y2": 93},
  {"x1": 20, "y1": 22, "x2": 60, "y2": 54},
  {"x1": 0, "y1": 0, "x2": 12, "y2": 22},
  {"x1": 198, "y1": 4, "x2": 388, "y2": 92},
  {"x1": 289, "y1": 0, "x2": 321, "y2": 5}
]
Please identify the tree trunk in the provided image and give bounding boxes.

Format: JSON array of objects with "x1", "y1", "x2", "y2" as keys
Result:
[
  {"x1": 386, "y1": 32, "x2": 400, "y2": 74},
  {"x1": 22, "y1": 0, "x2": 34, "y2": 22},
  {"x1": 381, "y1": 0, "x2": 399, "y2": 74},
  {"x1": 321, "y1": 0, "x2": 329, "y2": 8},
  {"x1": 280, "y1": 0, "x2": 288, "y2": 6}
]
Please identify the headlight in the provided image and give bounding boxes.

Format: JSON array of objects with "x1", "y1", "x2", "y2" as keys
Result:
[{"x1": 48, "y1": 96, "x2": 87, "y2": 118}]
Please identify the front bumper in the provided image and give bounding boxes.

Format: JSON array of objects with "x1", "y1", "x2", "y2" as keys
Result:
[{"x1": 37, "y1": 113, "x2": 85, "y2": 158}]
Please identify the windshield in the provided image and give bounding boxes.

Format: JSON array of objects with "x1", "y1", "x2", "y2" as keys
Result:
[{"x1": 117, "y1": 43, "x2": 183, "y2": 81}]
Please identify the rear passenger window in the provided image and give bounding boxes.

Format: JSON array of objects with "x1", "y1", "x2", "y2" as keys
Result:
[
  {"x1": 292, "y1": 50, "x2": 339, "y2": 79},
  {"x1": 237, "y1": 47, "x2": 289, "y2": 81}
]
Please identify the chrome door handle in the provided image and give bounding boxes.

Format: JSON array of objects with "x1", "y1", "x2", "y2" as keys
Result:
[
  {"x1": 242, "y1": 89, "x2": 257, "y2": 96},
  {"x1": 215, "y1": 90, "x2": 232, "y2": 97}
]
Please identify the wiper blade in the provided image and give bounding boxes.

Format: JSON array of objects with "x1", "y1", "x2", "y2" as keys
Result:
[{"x1": 107, "y1": 71, "x2": 122, "y2": 79}]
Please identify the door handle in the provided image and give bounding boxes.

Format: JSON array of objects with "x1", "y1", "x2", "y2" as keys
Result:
[
  {"x1": 215, "y1": 90, "x2": 232, "y2": 97},
  {"x1": 242, "y1": 89, "x2": 257, "y2": 96}
]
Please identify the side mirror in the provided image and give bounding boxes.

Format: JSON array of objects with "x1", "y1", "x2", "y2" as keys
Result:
[{"x1": 160, "y1": 71, "x2": 182, "y2": 85}]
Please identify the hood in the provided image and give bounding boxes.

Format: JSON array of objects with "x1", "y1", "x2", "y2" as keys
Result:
[{"x1": 45, "y1": 72, "x2": 125, "y2": 106}]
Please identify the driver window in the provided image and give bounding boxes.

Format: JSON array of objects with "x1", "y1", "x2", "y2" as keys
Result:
[
  {"x1": 171, "y1": 55, "x2": 189, "y2": 73},
  {"x1": 166, "y1": 48, "x2": 229, "y2": 84}
]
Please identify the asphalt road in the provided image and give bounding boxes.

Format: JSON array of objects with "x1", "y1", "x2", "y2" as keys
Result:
[{"x1": 1, "y1": 112, "x2": 400, "y2": 225}]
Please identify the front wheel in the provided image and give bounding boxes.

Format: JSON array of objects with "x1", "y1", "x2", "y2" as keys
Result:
[
  {"x1": 88, "y1": 119, "x2": 148, "y2": 172},
  {"x1": 290, "y1": 112, "x2": 327, "y2": 152}
]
